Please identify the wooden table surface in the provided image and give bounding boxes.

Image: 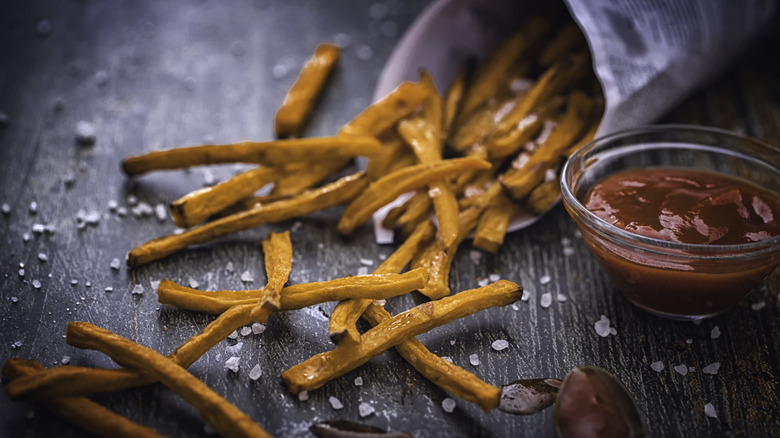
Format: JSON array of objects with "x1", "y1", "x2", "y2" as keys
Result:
[{"x1": 1, "y1": 1, "x2": 779, "y2": 437}]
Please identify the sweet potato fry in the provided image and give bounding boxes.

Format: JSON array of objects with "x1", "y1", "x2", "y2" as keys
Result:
[
  {"x1": 526, "y1": 178, "x2": 561, "y2": 214},
  {"x1": 361, "y1": 304, "x2": 502, "y2": 412},
  {"x1": 486, "y1": 53, "x2": 589, "y2": 145},
  {"x1": 5, "y1": 304, "x2": 256, "y2": 400},
  {"x1": 443, "y1": 59, "x2": 474, "y2": 135},
  {"x1": 157, "y1": 268, "x2": 429, "y2": 315},
  {"x1": 338, "y1": 80, "x2": 430, "y2": 138},
  {"x1": 250, "y1": 231, "x2": 293, "y2": 323},
  {"x1": 2, "y1": 359, "x2": 166, "y2": 438},
  {"x1": 121, "y1": 136, "x2": 380, "y2": 176},
  {"x1": 337, "y1": 157, "x2": 491, "y2": 235},
  {"x1": 127, "y1": 171, "x2": 367, "y2": 266},
  {"x1": 539, "y1": 23, "x2": 587, "y2": 68},
  {"x1": 275, "y1": 43, "x2": 340, "y2": 138},
  {"x1": 170, "y1": 165, "x2": 281, "y2": 228},
  {"x1": 271, "y1": 158, "x2": 351, "y2": 196},
  {"x1": 281, "y1": 280, "x2": 522, "y2": 394},
  {"x1": 473, "y1": 191, "x2": 517, "y2": 253},
  {"x1": 488, "y1": 96, "x2": 564, "y2": 160},
  {"x1": 457, "y1": 15, "x2": 550, "y2": 120},
  {"x1": 65, "y1": 322, "x2": 271, "y2": 438},
  {"x1": 328, "y1": 220, "x2": 435, "y2": 345},
  {"x1": 500, "y1": 90, "x2": 592, "y2": 200}
]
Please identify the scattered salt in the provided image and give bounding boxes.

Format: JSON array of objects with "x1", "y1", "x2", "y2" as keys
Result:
[
  {"x1": 540, "y1": 292, "x2": 552, "y2": 308},
  {"x1": 11, "y1": 340, "x2": 23, "y2": 349},
  {"x1": 488, "y1": 273, "x2": 501, "y2": 282},
  {"x1": 334, "y1": 33, "x2": 352, "y2": 48},
  {"x1": 29, "y1": 201, "x2": 38, "y2": 214},
  {"x1": 556, "y1": 293, "x2": 568, "y2": 302},
  {"x1": 104, "y1": 287, "x2": 113, "y2": 292},
  {"x1": 357, "y1": 266, "x2": 369, "y2": 276},
  {"x1": 356, "y1": 45, "x2": 373, "y2": 61},
  {"x1": 31, "y1": 223, "x2": 46, "y2": 234},
  {"x1": 359, "y1": 258, "x2": 374, "y2": 266},
  {"x1": 154, "y1": 204, "x2": 167, "y2": 222},
  {"x1": 32, "y1": 280, "x2": 41, "y2": 289},
  {"x1": 710, "y1": 326, "x2": 721, "y2": 339},
  {"x1": 477, "y1": 278, "x2": 489, "y2": 287},
  {"x1": 539, "y1": 274, "x2": 551, "y2": 285},
  {"x1": 491, "y1": 339, "x2": 509, "y2": 351},
  {"x1": 131, "y1": 284, "x2": 144, "y2": 295},
  {"x1": 70, "y1": 279, "x2": 78, "y2": 286},
  {"x1": 650, "y1": 361, "x2": 664, "y2": 372},
  {"x1": 1, "y1": 203, "x2": 10, "y2": 215},
  {"x1": 441, "y1": 398, "x2": 457, "y2": 413},
  {"x1": 358, "y1": 402, "x2": 375, "y2": 417},
  {"x1": 673, "y1": 364, "x2": 689, "y2": 376},
  {"x1": 107, "y1": 200, "x2": 118, "y2": 211},
  {"x1": 202, "y1": 168, "x2": 217, "y2": 186},
  {"x1": 36, "y1": 19, "x2": 53, "y2": 36},
  {"x1": 469, "y1": 353, "x2": 480, "y2": 366},
  {"x1": 225, "y1": 342, "x2": 243, "y2": 356},
  {"x1": 354, "y1": 376, "x2": 363, "y2": 386},
  {"x1": 240, "y1": 326, "x2": 252, "y2": 337},
  {"x1": 228, "y1": 330, "x2": 239, "y2": 340},
  {"x1": 131, "y1": 202, "x2": 153, "y2": 218},
  {"x1": 226, "y1": 261, "x2": 235, "y2": 273},
  {"x1": 249, "y1": 364, "x2": 262, "y2": 380},
  {"x1": 224, "y1": 356, "x2": 240, "y2": 372},
  {"x1": 442, "y1": 356, "x2": 453, "y2": 363},
  {"x1": 298, "y1": 391, "x2": 309, "y2": 401},
  {"x1": 521, "y1": 290, "x2": 530, "y2": 302},
  {"x1": 328, "y1": 396, "x2": 344, "y2": 410},
  {"x1": 188, "y1": 277, "x2": 200, "y2": 289},
  {"x1": 61, "y1": 356, "x2": 70, "y2": 364},
  {"x1": 751, "y1": 301, "x2": 766, "y2": 311},
  {"x1": 704, "y1": 403, "x2": 718, "y2": 418},
  {"x1": 110, "y1": 258, "x2": 121, "y2": 271},
  {"x1": 240, "y1": 271, "x2": 254, "y2": 283},
  {"x1": 22, "y1": 232, "x2": 30, "y2": 242},
  {"x1": 37, "y1": 253, "x2": 48, "y2": 262},
  {"x1": 251, "y1": 323, "x2": 266, "y2": 335},
  {"x1": 11, "y1": 297, "x2": 19, "y2": 303},
  {"x1": 75, "y1": 120, "x2": 96, "y2": 144},
  {"x1": 702, "y1": 362, "x2": 721, "y2": 375},
  {"x1": 594, "y1": 315, "x2": 613, "y2": 337},
  {"x1": 18, "y1": 268, "x2": 25, "y2": 277}
]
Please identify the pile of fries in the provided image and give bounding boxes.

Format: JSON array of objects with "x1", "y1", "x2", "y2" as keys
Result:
[{"x1": 3, "y1": 7, "x2": 602, "y2": 437}]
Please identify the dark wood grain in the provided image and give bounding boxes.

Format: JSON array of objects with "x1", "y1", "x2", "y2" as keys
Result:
[{"x1": 1, "y1": 1, "x2": 779, "y2": 437}]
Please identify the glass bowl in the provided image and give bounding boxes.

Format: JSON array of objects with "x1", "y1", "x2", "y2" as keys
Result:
[{"x1": 560, "y1": 125, "x2": 780, "y2": 320}]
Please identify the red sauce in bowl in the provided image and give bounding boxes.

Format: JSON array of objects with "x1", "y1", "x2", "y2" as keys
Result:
[
  {"x1": 585, "y1": 168, "x2": 780, "y2": 245},
  {"x1": 578, "y1": 167, "x2": 780, "y2": 318}
]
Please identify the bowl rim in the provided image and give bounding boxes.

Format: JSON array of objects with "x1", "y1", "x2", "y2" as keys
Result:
[{"x1": 560, "y1": 123, "x2": 780, "y2": 257}]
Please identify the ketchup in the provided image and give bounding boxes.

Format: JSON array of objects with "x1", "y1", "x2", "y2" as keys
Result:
[
  {"x1": 585, "y1": 168, "x2": 780, "y2": 245},
  {"x1": 578, "y1": 167, "x2": 780, "y2": 317}
]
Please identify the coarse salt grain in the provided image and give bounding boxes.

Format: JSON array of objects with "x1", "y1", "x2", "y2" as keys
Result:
[
  {"x1": 228, "y1": 330, "x2": 239, "y2": 340},
  {"x1": 298, "y1": 391, "x2": 309, "y2": 401},
  {"x1": 594, "y1": 315, "x2": 613, "y2": 337},
  {"x1": 249, "y1": 364, "x2": 262, "y2": 380},
  {"x1": 240, "y1": 271, "x2": 254, "y2": 283},
  {"x1": 358, "y1": 402, "x2": 375, "y2": 417},
  {"x1": 556, "y1": 293, "x2": 568, "y2": 302},
  {"x1": 751, "y1": 301, "x2": 766, "y2": 311},
  {"x1": 357, "y1": 266, "x2": 369, "y2": 276},
  {"x1": 251, "y1": 323, "x2": 266, "y2": 335},
  {"x1": 711, "y1": 326, "x2": 721, "y2": 339},
  {"x1": 110, "y1": 258, "x2": 121, "y2": 270},
  {"x1": 328, "y1": 396, "x2": 344, "y2": 410},
  {"x1": 540, "y1": 292, "x2": 552, "y2": 308},
  {"x1": 477, "y1": 278, "x2": 489, "y2": 287},
  {"x1": 704, "y1": 403, "x2": 717, "y2": 418},
  {"x1": 650, "y1": 361, "x2": 664, "y2": 372},
  {"x1": 469, "y1": 250, "x2": 482, "y2": 265},
  {"x1": 539, "y1": 274, "x2": 551, "y2": 285},
  {"x1": 702, "y1": 362, "x2": 720, "y2": 375},
  {"x1": 442, "y1": 398, "x2": 457, "y2": 413},
  {"x1": 674, "y1": 364, "x2": 689, "y2": 376},
  {"x1": 131, "y1": 284, "x2": 144, "y2": 295},
  {"x1": 354, "y1": 376, "x2": 363, "y2": 386},
  {"x1": 359, "y1": 258, "x2": 374, "y2": 266},
  {"x1": 488, "y1": 273, "x2": 501, "y2": 282},
  {"x1": 226, "y1": 261, "x2": 234, "y2": 273},
  {"x1": 240, "y1": 326, "x2": 252, "y2": 337},
  {"x1": 188, "y1": 277, "x2": 200, "y2": 289},
  {"x1": 224, "y1": 356, "x2": 240, "y2": 372},
  {"x1": 225, "y1": 342, "x2": 243, "y2": 356},
  {"x1": 154, "y1": 204, "x2": 167, "y2": 222},
  {"x1": 1, "y1": 203, "x2": 10, "y2": 214},
  {"x1": 521, "y1": 290, "x2": 531, "y2": 301},
  {"x1": 469, "y1": 353, "x2": 480, "y2": 366},
  {"x1": 491, "y1": 339, "x2": 509, "y2": 351},
  {"x1": 32, "y1": 280, "x2": 41, "y2": 289}
]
